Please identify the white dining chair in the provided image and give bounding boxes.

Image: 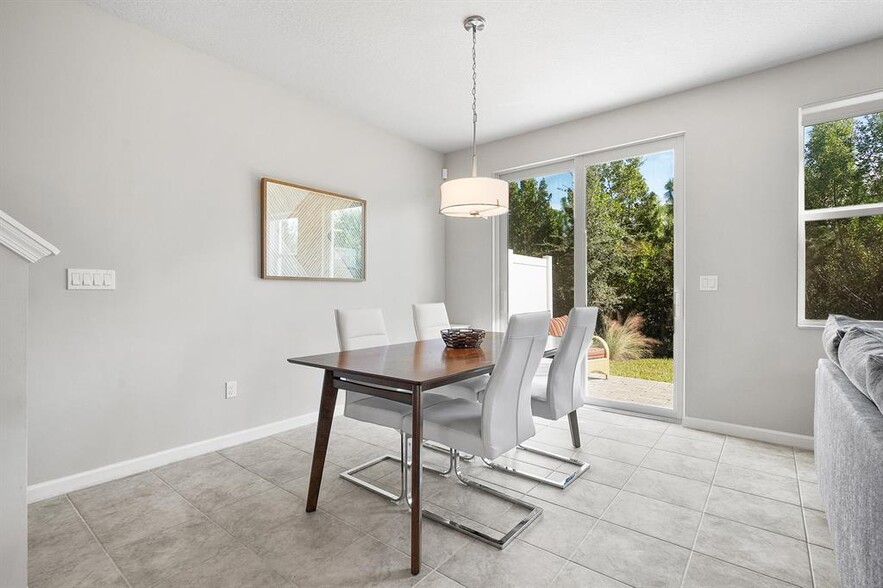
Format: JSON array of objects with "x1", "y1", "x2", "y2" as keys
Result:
[
  {"x1": 335, "y1": 308, "x2": 450, "y2": 502},
  {"x1": 403, "y1": 311, "x2": 550, "y2": 548},
  {"x1": 412, "y1": 302, "x2": 450, "y2": 341},
  {"x1": 412, "y1": 302, "x2": 470, "y2": 341},
  {"x1": 482, "y1": 307, "x2": 598, "y2": 489}
]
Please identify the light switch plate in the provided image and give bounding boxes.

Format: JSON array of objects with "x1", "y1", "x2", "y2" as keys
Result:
[
  {"x1": 699, "y1": 275, "x2": 718, "y2": 291},
  {"x1": 68, "y1": 269, "x2": 115, "y2": 290}
]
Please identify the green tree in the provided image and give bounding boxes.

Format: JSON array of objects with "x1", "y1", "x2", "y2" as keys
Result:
[
  {"x1": 508, "y1": 160, "x2": 679, "y2": 358},
  {"x1": 804, "y1": 113, "x2": 883, "y2": 320},
  {"x1": 586, "y1": 159, "x2": 674, "y2": 356}
]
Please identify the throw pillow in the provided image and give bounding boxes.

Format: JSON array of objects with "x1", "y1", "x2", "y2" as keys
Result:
[
  {"x1": 549, "y1": 315, "x2": 569, "y2": 337},
  {"x1": 838, "y1": 326, "x2": 883, "y2": 411},
  {"x1": 822, "y1": 314, "x2": 865, "y2": 366}
]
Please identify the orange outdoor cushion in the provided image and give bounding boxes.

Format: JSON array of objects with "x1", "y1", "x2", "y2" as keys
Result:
[
  {"x1": 549, "y1": 315, "x2": 569, "y2": 336},
  {"x1": 588, "y1": 346, "x2": 607, "y2": 359}
]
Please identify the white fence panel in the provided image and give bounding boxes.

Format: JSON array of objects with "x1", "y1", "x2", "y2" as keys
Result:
[{"x1": 508, "y1": 249, "x2": 553, "y2": 317}]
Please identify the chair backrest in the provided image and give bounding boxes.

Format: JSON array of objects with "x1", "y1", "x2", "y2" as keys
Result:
[
  {"x1": 334, "y1": 308, "x2": 390, "y2": 351},
  {"x1": 412, "y1": 303, "x2": 451, "y2": 341},
  {"x1": 481, "y1": 311, "x2": 551, "y2": 459},
  {"x1": 545, "y1": 307, "x2": 599, "y2": 419}
]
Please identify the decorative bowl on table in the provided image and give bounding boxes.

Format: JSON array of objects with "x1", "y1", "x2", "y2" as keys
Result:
[{"x1": 440, "y1": 328, "x2": 486, "y2": 349}]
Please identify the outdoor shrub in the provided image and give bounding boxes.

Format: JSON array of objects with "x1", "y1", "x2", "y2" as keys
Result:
[{"x1": 600, "y1": 312, "x2": 659, "y2": 361}]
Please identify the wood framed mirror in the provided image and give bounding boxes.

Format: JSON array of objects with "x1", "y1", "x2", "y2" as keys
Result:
[{"x1": 261, "y1": 178, "x2": 366, "y2": 281}]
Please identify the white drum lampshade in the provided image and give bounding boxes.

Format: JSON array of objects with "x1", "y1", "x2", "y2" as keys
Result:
[{"x1": 439, "y1": 177, "x2": 509, "y2": 218}]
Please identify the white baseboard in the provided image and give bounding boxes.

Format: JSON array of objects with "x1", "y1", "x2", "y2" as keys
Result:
[
  {"x1": 27, "y1": 405, "x2": 344, "y2": 504},
  {"x1": 681, "y1": 416, "x2": 814, "y2": 450}
]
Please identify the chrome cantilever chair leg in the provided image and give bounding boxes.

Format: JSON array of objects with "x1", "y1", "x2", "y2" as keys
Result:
[
  {"x1": 481, "y1": 442, "x2": 591, "y2": 490},
  {"x1": 422, "y1": 440, "x2": 474, "y2": 461},
  {"x1": 340, "y1": 433, "x2": 452, "y2": 505},
  {"x1": 420, "y1": 451, "x2": 543, "y2": 549}
]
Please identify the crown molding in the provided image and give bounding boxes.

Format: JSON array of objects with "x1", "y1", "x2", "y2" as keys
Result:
[{"x1": 0, "y1": 210, "x2": 59, "y2": 263}]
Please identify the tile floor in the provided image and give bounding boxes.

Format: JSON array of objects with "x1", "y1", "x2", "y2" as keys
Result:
[{"x1": 29, "y1": 406, "x2": 840, "y2": 587}]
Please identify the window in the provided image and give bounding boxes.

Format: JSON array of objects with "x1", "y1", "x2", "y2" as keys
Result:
[{"x1": 799, "y1": 92, "x2": 883, "y2": 326}]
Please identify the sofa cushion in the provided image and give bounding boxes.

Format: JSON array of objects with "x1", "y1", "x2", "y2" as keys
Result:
[
  {"x1": 869, "y1": 355, "x2": 883, "y2": 414},
  {"x1": 839, "y1": 326, "x2": 883, "y2": 412},
  {"x1": 822, "y1": 314, "x2": 866, "y2": 365}
]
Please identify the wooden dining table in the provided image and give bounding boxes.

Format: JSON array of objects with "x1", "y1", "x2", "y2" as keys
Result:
[{"x1": 287, "y1": 332, "x2": 559, "y2": 575}]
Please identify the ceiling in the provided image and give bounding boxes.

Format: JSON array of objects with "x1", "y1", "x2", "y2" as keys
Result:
[{"x1": 87, "y1": 1, "x2": 883, "y2": 153}]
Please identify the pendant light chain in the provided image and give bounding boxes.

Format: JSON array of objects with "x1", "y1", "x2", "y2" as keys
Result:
[
  {"x1": 471, "y1": 23, "x2": 478, "y2": 177},
  {"x1": 439, "y1": 15, "x2": 508, "y2": 219}
]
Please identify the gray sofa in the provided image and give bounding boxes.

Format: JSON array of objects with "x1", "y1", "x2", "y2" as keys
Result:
[{"x1": 815, "y1": 315, "x2": 883, "y2": 588}]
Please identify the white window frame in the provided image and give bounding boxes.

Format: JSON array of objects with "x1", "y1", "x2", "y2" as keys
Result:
[{"x1": 797, "y1": 90, "x2": 883, "y2": 328}]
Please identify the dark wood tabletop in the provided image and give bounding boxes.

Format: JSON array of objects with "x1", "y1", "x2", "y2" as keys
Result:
[{"x1": 288, "y1": 332, "x2": 559, "y2": 389}]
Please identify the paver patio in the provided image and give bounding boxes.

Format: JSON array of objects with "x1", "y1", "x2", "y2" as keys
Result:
[{"x1": 588, "y1": 374, "x2": 673, "y2": 408}]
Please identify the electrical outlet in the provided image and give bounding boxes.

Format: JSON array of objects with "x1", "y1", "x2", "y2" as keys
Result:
[{"x1": 225, "y1": 381, "x2": 237, "y2": 399}]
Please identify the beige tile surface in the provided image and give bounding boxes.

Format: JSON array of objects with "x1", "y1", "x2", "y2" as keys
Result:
[
  {"x1": 799, "y1": 479, "x2": 826, "y2": 512},
  {"x1": 69, "y1": 473, "x2": 205, "y2": 549},
  {"x1": 683, "y1": 552, "x2": 798, "y2": 588},
  {"x1": 713, "y1": 462, "x2": 801, "y2": 505},
  {"x1": 439, "y1": 539, "x2": 566, "y2": 588},
  {"x1": 154, "y1": 452, "x2": 274, "y2": 513},
  {"x1": 622, "y1": 467, "x2": 710, "y2": 510},
  {"x1": 572, "y1": 520, "x2": 691, "y2": 587},
  {"x1": 601, "y1": 491, "x2": 702, "y2": 548},
  {"x1": 809, "y1": 544, "x2": 842, "y2": 588},
  {"x1": 705, "y1": 486, "x2": 806, "y2": 540},
  {"x1": 219, "y1": 437, "x2": 313, "y2": 485},
  {"x1": 641, "y1": 448, "x2": 718, "y2": 482},
  {"x1": 107, "y1": 518, "x2": 233, "y2": 587},
  {"x1": 29, "y1": 409, "x2": 826, "y2": 588},
  {"x1": 551, "y1": 561, "x2": 629, "y2": 587},
  {"x1": 528, "y1": 476, "x2": 619, "y2": 517},
  {"x1": 804, "y1": 507, "x2": 833, "y2": 548},
  {"x1": 208, "y1": 486, "x2": 305, "y2": 546},
  {"x1": 694, "y1": 514, "x2": 812, "y2": 587}
]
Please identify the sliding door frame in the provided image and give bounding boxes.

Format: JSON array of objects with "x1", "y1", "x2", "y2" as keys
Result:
[{"x1": 493, "y1": 133, "x2": 686, "y2": 421}]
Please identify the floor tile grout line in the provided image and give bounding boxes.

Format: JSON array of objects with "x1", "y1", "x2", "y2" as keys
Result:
[
  {"x1": 147, "y1": 469, "x2": 291, "y2": 585},
  {"x1": 157, "y1": 449, "x2": 289, "y2": 507},
  {"x1": 683, "y1": 437, "x2": 811, "y2": 588},
  {"x1": 796, "y1": 450, "x2": 818, "y2": 588},
  {"x1": 63, "y1": 494, "x2": 134, "y2": 588},
  {"x1": 211, "y1": 449, "x2": 310, "y2": 503},
  {"x1": 548, "y1": 419, "x2": 678, "y2": 587},
  {"x1": 329, "y1": 413, "x2": 815, "y2": 587},
  {"x1": 38, "y1": 413, "x2": 817, "y2": 588},
  {"x1": 679, "y1": 431, "x2": 726, "y2": 588},
  {"x1": 318, "y1": 503, "x2": 447, "y2": 574}
]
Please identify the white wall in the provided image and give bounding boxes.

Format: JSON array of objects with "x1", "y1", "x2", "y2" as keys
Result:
[
  {"x1": 0, "y1": 247, "x2": 29, "y2": 587},
  {"x1": 0, "y1": 1, "x2": 444, "y2": 485},
  {"x1": 445, "y1": 38, "x2": 883, "y2": 437}
]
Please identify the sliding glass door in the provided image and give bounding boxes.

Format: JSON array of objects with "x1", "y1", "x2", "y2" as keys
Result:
[{"x1": 499, "y1": 136, "x2": 684, "y2": 420}]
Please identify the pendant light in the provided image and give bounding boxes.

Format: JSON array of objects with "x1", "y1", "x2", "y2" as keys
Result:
[{"x1": 439, "y1": 16, "x2": 509, "y2": 218}]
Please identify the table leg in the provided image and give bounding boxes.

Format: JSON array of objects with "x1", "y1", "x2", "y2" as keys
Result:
[
  {"x1": 410, "y1": 383, "x2": 422, "y2": 575},
  {"x1": 306, "y1": 370, "x2": 337, "y2": 513}
]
